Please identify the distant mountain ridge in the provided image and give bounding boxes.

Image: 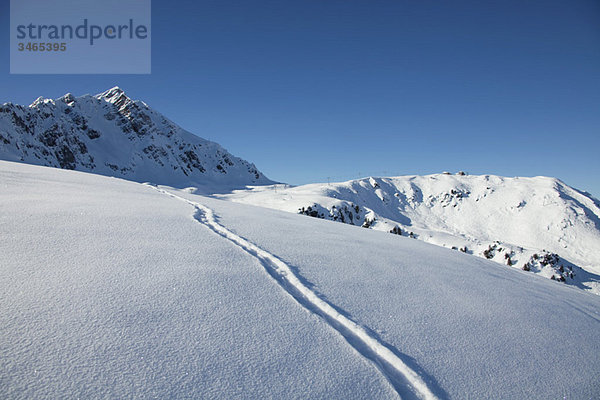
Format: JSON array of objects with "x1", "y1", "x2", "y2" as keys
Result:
[
  {"x1": 0, "y1": 87, "x2": 272, "y2": 189},
  {"x1": 221, "y1": 173, "x2": 600, "y2": 294}
]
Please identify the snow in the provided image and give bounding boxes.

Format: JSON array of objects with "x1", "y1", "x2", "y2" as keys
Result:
[
  {"x1": 0, "y1": 161, "x2": 395, "y2": 399},
  {"x1": 2, "y1": 160, "x2": 599, "y2": 399},
  {"x1": 176, "y1": 188, "x2": 600, "y2": 399},
  {"x1": 152, "y1": 186, "x2": 436, "y2": 399},
  {"x1": 3, "y1": 88, "x2": 598, "y2": 294},
  {"x1": 218, "y1": 174, "x2": 600, "y2": 293},
  {"x1": 0, "y1": 88, "x2": 272, "y2": 191}
]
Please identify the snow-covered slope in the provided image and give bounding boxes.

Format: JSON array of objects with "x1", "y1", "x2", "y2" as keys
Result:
[
  {"x1": 0, "y1": 87, "x2": 272, "y2": 189},
  {"x1": 1, "y1": 160, "x2": 600, "y2": 399},
  {"x1": 219, "y1": 173, "x2": 600, "y2": 293},
  {"x1": 3, "y1": 88, "x2": 597, "y2": 293}
]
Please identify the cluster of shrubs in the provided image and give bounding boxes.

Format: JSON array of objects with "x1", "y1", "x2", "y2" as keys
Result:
[
  {"x1": 431, "y1": 188, "x2": 470, "y2": 207},
  {"x1": 297, "y1": 204, "x2": 419, "y2": 240},
  {"x1": 523, "y1": 252, "x2": 573, "y2": 282},
  {"x1": 298, "y1": 205, "x2": 324, "y2": 219},
  {"x1": 298, "y1": 203, "x2": 363, "y2": 225},
  {"x1": 449, "y1": 188, "x2": 470, "y2": 199},
  {"x1": 483, "y1": 242, "x2": 502, "y2": 259},
  {"x1": 330, "y1": 204, "x2": 360, "y2": 224},
  {"x1": 362, "y1": 217, "x2": 374, "y2": 228},
  {"x1": 451, "y1": 246, "x2": 469, "y2": 253},
  {"x1": 483, "y1": 242, "x2": 516, "y2": 267},
  {"x1": 482, "y1": 242, "x2": 574, "y2": 282},
  {"x1": 389, "y1": 226, "x2": 402, "y2": 235},
  {"x1": 388, "y1": 225, "x2": 416, "y2": 238},
  {"x1": 295, "y1": 193, "x2": 435, "y2": 243}
]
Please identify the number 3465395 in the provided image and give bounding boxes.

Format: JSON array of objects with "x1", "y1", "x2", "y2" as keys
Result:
[{"x1": 17, "y1": 42, "x2": 66, "y2": 51}]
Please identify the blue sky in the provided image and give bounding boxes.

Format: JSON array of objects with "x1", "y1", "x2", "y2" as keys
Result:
[{"x1": 1, "y1": 0, "x2": 599, "y2": 196}]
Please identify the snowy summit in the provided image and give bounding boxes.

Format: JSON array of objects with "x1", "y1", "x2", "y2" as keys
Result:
[{"x1": 0, "y1": 87, "x2": 272, "y2": 190}]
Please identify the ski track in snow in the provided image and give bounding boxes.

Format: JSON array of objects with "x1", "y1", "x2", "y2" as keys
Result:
[{"x1": 150, "y1": 185, "x2": 438, "y2": 400}]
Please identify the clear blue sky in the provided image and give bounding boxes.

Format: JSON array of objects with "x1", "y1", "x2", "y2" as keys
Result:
[{"x1": 2, "y1": 0, "x2": 599, "y2": 196}]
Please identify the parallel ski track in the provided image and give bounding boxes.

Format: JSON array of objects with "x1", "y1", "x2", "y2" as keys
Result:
[{"x1": 152, "y1": 186, "x2": 438, "y2": 400}]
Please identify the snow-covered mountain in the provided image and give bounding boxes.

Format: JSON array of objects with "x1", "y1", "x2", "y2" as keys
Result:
[
  {"x1": 219, "y1": 173, "x2": 600, "y2": 293},
  {"x1": 1, "y1": 89, "x2": 598, "y2": 294},
  {"x1": 1, "y1": 160, "x2": 599, "y2": 399},
  {"x1": 0, "y1": 87, "x2": 272, "y2": 189}
]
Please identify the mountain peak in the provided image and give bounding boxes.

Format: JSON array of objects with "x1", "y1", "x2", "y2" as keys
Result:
[
  {"x1": 29, "y1": 96, "x2": 56, "y2": 108},
  {"x1": 58, "y1": 93, "x2": 76, "y2": 105},
  {"x1": 97, "y1": 86, "x2": 126, "y2": 97},
  {"x1": 0, "y1": 89, "x2": 273, "y2": 190},
  {"x1": 95, "y1": 86, "x2": 132, "y2": 108}
]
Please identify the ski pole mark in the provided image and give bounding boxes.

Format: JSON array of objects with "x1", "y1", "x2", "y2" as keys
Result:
[{"x1": 151, "y1": 185, "x2": 439, "y2": 400}]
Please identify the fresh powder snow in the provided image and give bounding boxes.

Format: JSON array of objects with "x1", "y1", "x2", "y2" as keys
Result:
[{"x1": 1, "y1": 160, "x2": 599, "y2": 399}]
